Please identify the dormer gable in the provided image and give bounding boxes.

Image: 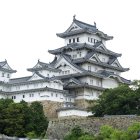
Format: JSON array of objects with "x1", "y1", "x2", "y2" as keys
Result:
[
  {"x1": 89, "y1": 53, "x2": 101, "y2": 62},
  {"x1": 66, "y1": 23, "x2": 82, "y2": 33},
  {"x1": 0, "y1": 60, "x2": 16, "y2": 73},
  {"x1": 28, "y1": 72, "x2": 44, "y2": 81},
  {"x1": 97, "y1": 44, "x2": 107, "y2": 52},
  {"x1": 111, "y1": 59, "x2": 122, "y2": 68}
]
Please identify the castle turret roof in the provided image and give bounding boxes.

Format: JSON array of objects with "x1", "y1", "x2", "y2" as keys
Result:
[
  {"x1": 0, "y1": 60, "x2": 16, "y2": 73},
  {"x1": 56, "y1": 18, "x2": 113, "y2": 40}
]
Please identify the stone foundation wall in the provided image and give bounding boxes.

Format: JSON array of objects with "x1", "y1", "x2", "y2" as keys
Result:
[
  {"x1": 40, "y1": 100, "x2": 63, "y2": 119},
  {"x1": 47, "y1": 116, "x2": 140, "y2": 139},
  {"x1": 75, "y1": 99, "x2": 90, "y2": 108}
]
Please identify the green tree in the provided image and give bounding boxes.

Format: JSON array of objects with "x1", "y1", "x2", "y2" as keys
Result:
[
  {"x1": 0, "y1": 99, "x2": 48, "y2": 138},
  {"x1": 0, "y1": 98, "x2": 13, "y2": 134},
  {"x1": 29, "y1": 101, "x2": 48, "y2": 137},
  {"x1": 90, "y1": 84, "x2": 140, "y2": 117},
  {"x1": 64, "y1": 126, "x2": 83, "y2": 140},
  {"x1": 3, "y1": 102, "x2": 26, "y2": 137}
]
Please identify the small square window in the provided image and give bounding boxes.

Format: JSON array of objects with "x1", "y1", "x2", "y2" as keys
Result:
[
  {"x1": 77, "y1": 37, "x2": 79, "y2": 42},
  {"x1": 69, "y1": 39, "x2": 71, "y2": 44},
  {"x1": 7, "y1": 74, "x2": 10, "y2": 78},
  {"x1": 2, "y1": 73, "x2": 4, "y2": 77},
  {"x1": 73, "y1": 38, "x2": 75, "y2": 43}
]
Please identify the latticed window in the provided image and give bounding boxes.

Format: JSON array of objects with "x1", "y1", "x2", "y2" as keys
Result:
[{"x1": 88, "y1": 65, "x2": 91, "y2": 71}]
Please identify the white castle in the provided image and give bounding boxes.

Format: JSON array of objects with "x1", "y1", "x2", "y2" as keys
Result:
[{"x1": 0, "y1": 17, "x2": 130, "y2": 118}]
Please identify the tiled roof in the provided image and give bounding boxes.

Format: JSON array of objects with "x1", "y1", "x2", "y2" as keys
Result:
[
  {"x1": 48, "y1": 42, "x2": 121, "y2": 57},
  {"x1": 27, "y1": 60, "x2": 61, "y2": 72},
  {"x1": 1, "y1": 87, "x2": 68, "y2": 94},
  {"x1": 73, "y1": 58, "x2": 129, "y2": 72},
  {"x1": 0, "y1": 60, "x2": 16, "y2": 73},
  {"x1": 56, "y1": 18, "x2": 113, "y2": 40},
  {"x1": 9, "y1": 76, "x2": 31, "y2": 84},
  {"x1": 98, "y1": 70, "x2": 131, "y2": 84}
]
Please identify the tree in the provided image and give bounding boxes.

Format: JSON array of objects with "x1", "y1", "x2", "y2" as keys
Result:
[
  {"x1": 89, "y1": 84, "x2": 140, "y2": 117},
  {"x1": 0, "y1": 99, "x2": 48, "y2": 138},
  {"x1": 64, "y1": 126, "x2": 94, "y2": 140},
  {"x1": 0, "y1": 99, "x2": 13, "y2": 134},
  {"x1": 29, "y1": 101, "x2": 48, "y2": 137}
]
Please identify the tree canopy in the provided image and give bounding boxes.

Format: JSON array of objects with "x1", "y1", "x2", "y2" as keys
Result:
[
  {"x1": 0, "y1": 99, "x2": 48, "y2": 138},
  {"x1": 64, "y1": 123, "x2": 140, "y2": 140},
  {"x1": 89, "y1": 83, "x2": 140, "y2": 117}
]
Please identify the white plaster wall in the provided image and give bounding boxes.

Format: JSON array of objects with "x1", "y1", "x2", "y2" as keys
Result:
[
  {"x1": 97, "y1": 53, "x2": 109, "y2": 63},
  {"x1": 58, "y1": 109, "x2": 93, "y2": 117},
  {"x1": 10, "y1": 80, "x2": 63, "y2": 92},
  {"x1": 0, "y1": 94, "x2": 6, "y2": 99},
  {"x1": 55, "y1": 57, "x2": 81, "y2": 75},
  {"x1": 79, "y1": 76, "x2": 102, "y2": 87},
  {"x1": 64, "y1": 33, "x2": 105, "y2": 46},
  {"x1": 105, "y1": 68, "x2": 121, "y2": 75},
  {"x1": 102, "y1": 78, "x2": 119, "y2": 88},
  {"x1": 81, "y1": 63, "x2": 103, "y2": 72},
  {"x1": 8, "y1": 90, "x2": 65, "y2": 103},
  {"x1": 84, "y1": 88, "x2": 101, "y2": 100},
  {"x1": 75, "y1": 88, "x2": 101, "y2": 100},
  {"x1": 39, "y1": 70, "x2": 59, "y2": 78},
  {"x1": 0, "y1": 71, "x2": 11, "y2": 82},
  {"x1": 65, "y1": 49, "x2": 88, "y2": 59}
]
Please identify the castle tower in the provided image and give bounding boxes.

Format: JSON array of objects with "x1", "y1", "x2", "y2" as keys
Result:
[{"x1": 48, "y1": 17, "x2": 130, "y2": 117}]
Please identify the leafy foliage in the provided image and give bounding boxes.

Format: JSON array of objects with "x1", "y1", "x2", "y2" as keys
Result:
[
  {"x1": 0, "y1": 99, "x2": 48, "y2": 137},
  {"x1": 64, "y1": 126, "x2": 94, "y2": 140},
  {"x1": 64, "y1": 123, "x2": 140, "y2": 140},
  {"x1": 89, "y1": 84, "x2": 140, "y2": 117}
]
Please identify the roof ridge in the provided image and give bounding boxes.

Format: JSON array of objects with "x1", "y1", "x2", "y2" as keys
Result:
[
  {"x1": 10, "y1": 76, "x2": 31, "y2": 80},
  {"x1": 74, "y1": 19, "x2": 96, "y2": 28}
]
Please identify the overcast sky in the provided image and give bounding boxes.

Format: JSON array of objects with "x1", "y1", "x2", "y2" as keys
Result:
[{"x1": 0, "y1": 0, "x2": 139, "y2": 80}]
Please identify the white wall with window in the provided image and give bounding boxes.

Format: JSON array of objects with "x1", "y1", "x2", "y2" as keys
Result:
[
  {"x1": 57, "y1": 109, "x2": 92, "y2": 117},
  {"x1": 0, "y1": 71, "x2": 11, "y2": 82},
  {"x1": 81, "y1": 63, "x2": 103, "y2": 72},
  {"x1": 102, "y1": 78, "x2": 119, "y2": 88},
  {"x1": 64, "y1": 33, "x2": 105, "y2": 46},
  {"x1": 8, "y1": 90, "x2": 67, "y2": 103}
]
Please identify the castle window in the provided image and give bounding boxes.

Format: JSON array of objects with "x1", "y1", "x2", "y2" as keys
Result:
[
  {"x1": 77, "y1": 37, "x2": 79, "y2": 42},
  {"x1": 69, "y1": 39, "x2": 71, "y2": 44},
  {"x1": 73, "y1": 38, "x2": 75, "y2": 43},
  {"x1": 51, "y1": 93, "x2": 53, "y2": 97},
  {"x1": 88, "y1": 37, "x2": 90, "y2": 42},
  {"x1": 29, "y1": 93, "x2": 34, "y2": 97},
  {"x1": 96, "y1": 80, "x2": 100, "y2": 86},
  {"x1": 23, "y1": 95, "x2": 25, "y2": 98},
  {"x1": 16, "y1": 86, "x2": 20, "y2": 90},
  {"x1": 90, "y1": 79, "x2": 93, "y2": 84},
  {"x1": 73, "y1": 54, "x2": 77, "y2": 58},
  {"x1": 56, "y1": 94, "x2": 58, "y2": 97},
  {"x1": 79, "y1": 52, "x2": 82, "y2": 57},
  {"x1": 91, "y1": 38, "x2": 93, "y2": 43},
  {"x1": 94, "y1": 39, "x2": 96, "y2": 44},
  {"x1": 95, "y1": 67, "x2": 98, "y2": 71},
  {"x1": 2, "y1": 73, "x2": 4, "y2": 77},
  {"x1": 12, "y1": 96, "x2": 16, "y2": 99},
  {"x1": 88, "y1": 66, "x2": 91, "y2": 71},
  {"x1": 102, "y1": 58, "x2": 105, "y2": 62},
  {"x1": 7, "y1": 74, "x2": 10, "y2": 78}
]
